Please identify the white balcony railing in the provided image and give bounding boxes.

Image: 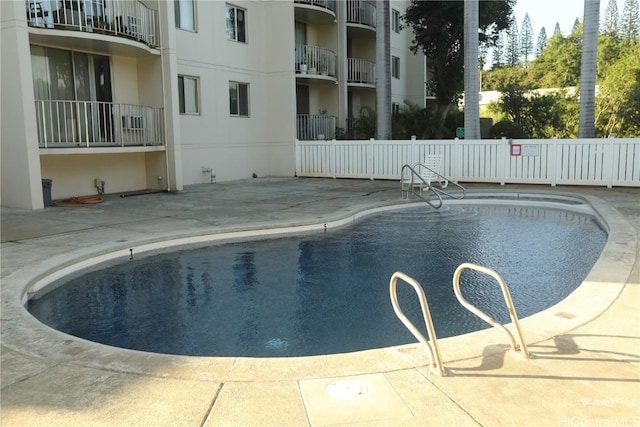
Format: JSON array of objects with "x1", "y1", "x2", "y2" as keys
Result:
[
  {"x1": 347, "y1": 58, "x2": 375, "y2": 84},
  {"x1": 35, "y1": 100, "x2": 164, "y2": 148},
  {"x1": 297, "y1": 115, "x2": 336, "y2": 140},
  {"x1": 294, "y1": 0, "x2": 336, "y2": 13},
  {"x1": 295, "y1": 45, "x2": 337, "y2": 77},
  {"x1": 346, "y1": 0, "x2": 376, "y2": 28},
  {"x1": 25, "y1": 0, "x2": 159, "y2": 48}
]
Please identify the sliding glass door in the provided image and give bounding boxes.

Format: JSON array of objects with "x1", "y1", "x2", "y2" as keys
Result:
[{"x1": 31, "y1": 45, "x2": 113, "y2": 144}]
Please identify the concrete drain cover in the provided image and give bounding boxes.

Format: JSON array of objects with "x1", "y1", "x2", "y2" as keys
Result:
[{"x1": 325, "y1": 380, "x2": 369, "y2": 400}]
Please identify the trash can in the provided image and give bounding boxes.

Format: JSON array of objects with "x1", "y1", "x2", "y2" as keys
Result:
[{"x1": 42, "y1": 179, "x2": 53, "y2": 207}]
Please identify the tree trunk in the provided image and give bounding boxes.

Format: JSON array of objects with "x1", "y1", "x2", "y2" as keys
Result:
[
  {"x1": 464, "y1": 0, "x2": 481, "y2": 139},
  {"x1": 578, "y1": 0, "x2": 600, "y2": 138},
  {"x1": 376, "y1": 0, "x2": 391, "y2": 140}
]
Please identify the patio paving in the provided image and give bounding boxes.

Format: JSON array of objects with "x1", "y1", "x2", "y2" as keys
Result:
[{"x1": 1, "y1": 178, "x2": 639, "y2": 426}]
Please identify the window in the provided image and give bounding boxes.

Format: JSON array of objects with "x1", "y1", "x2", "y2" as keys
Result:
[
  {"x1": 392, "y1": 56, "x2": 400, "y2": 79},
  {"x1": 229, "y1": 82, "x2": 249, "y2": 116},
  {"x1": 226, "y1": 5, "x2": 246, "y2": 42},
  {"x1": 30, "y1": 46, "x2": 114, "y2": 142},
  {"x1": 392, "y1": 102, "x2": 401, "y2": 115},
  {"x1": 175, "y1": 0, "x2": 195, "y2": 31},
  {"x1": 391, "y1": 9, "x2": 400, "y2": 33},
  {"x1": 178, "y1": 76, "x2": 199, "y2": 114}
]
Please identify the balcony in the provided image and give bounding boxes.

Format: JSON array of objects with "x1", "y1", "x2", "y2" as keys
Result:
[
  {"x1": 25, "y1": 0, "x2": 159, "y2": 50},
  {"x1": 296, "y1": 114, "x2": 336, "y2": 140},
  {"x1": 295, "y1": 45, "x2": 337, "y2": 79},
  {"x1": 35, "y1": 100, "x2": 164, "y2": 149},
  {"x1": 346, "y1": 1, "x2": 376, "y2": 29},
  {"x1": 294, "y1": 0, "x2": 336, "y2": 24},
  {"x1": 347, "y1": 58, "x2": 375, "y2": 86}
]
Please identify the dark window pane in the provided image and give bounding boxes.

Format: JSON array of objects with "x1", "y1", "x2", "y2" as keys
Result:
[
  {"x1": 178, "y1": 76, "x2": 185, "y2": 114},
  {"x1": 239, "y1": 84, "x2": 248, "y2": 116},
  {"x1": 237, "y1": 9, "x2": 245, "y2": 42},
  {"x1": 229, "y1": 82, "x2": 238, "y2": 115}
]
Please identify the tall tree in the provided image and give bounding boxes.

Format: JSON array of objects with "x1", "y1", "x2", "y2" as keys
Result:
[
  {"x1": 621, "y1": 0, "x2": 640, "y2": 41},
  {"x1": 536, "y1": 27, "x2": 548, "y2": 57},
  {"x1": 603, "y1": 0, "x2": 620, "y2": 36},
  {"x1": 578, "y1": 0, "x2": 601, "y2": 138},
  {"x1": 596, "y1": 41, "x2": 640, "y2": 137},
  {"x1": 404, "y1": 0, "x2": 514, "y2": 134},
  {"x1": 520, "y1": 13, "x2": 535, "y2": 64},
  {"x1": 464, "y1": 0, "x2": 481, "y2": 139},
  {"x1": 492, "y1": 31, "x2": 506, "y2": 68},
  {"x1": 506, "y1": 18, "x2": 520, "y2": 65},
  {"x1": 376, "y1": 0, "x2": 391, "y2": 140},
  {"x1": 572, "y1": 17, "x2": 582, "y2": 32},
  {"x1": 554, "y1": 22, "x2": 562, "y2": 35}
]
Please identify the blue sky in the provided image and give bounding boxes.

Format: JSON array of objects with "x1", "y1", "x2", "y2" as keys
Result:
[{"x1": 513, "y1": 0, "x2": 626, "y2": 37}]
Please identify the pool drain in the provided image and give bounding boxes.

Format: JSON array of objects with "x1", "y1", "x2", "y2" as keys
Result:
[{"x1": 326, "y1": 380, "x2": 369, "y2": 400}]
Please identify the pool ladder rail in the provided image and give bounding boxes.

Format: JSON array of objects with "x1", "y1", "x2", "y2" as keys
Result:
[
  {"x1": 400, "y1": 163, "x2": 465, "y2": 209},
  {"x1": 389, "y1": 271, "x2": 447, "y2": 376},
  {"x1": 389, "y1": 263, "x2": 531, "y2": 377}
]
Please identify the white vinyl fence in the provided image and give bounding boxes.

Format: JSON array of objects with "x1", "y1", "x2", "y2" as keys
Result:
[{"x1": 295, "y1": 137, "x2": 640, "y2": 188}]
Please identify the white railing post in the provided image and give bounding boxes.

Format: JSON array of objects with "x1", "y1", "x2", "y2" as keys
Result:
[
  {"x1": 552, "y1": 137, "x2": 561, "y2": 186},
  {"x1": 331, "y1": 138, "x2": 337, "y2": 179},
  {"x1": 369, "y1": 138, "x2": 375, "y2": 180},
  {"x1": 411, "y1": 135, "x2": 418, "y2": 165},
  {"x1": 606, "y1": 136, "x2": 615, "y2": 188},
  {"x1": 452, "y1": 138, "x2": 462, "y2": 182},
  {"x1": 295, "y1": 139, "x2": 300, "y2": 176},
  {"x1": 499, "y1": 137, "x2": 507, "y2": 186},
  {"x1": 549, "y1": 137, "x2": 557, "y2": 187}
]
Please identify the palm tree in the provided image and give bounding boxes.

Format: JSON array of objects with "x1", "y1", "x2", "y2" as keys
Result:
[
  {"x1": 376, "y1": 0, "x2": 391, "y2": 140},
  {"x1": 463, "y1": 0, "x2": 480, "y2": 139},
  {"x1": 578, "y1": 0, "x2": 600, "y2": 138}
]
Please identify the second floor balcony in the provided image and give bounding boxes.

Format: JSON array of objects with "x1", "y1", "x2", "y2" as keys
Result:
[
  {"x1": 25, "y1": 0, "x2": 159, "y2": 49},
  {"x1": 295, "y1": 45, "x2": 337, "y2": 78},
  {"x1": 35, "y1": 100, "x2": 164, "y2": 149},
  {"x1": 347, "y1": 58, "x2": 375, "y2": 85}
]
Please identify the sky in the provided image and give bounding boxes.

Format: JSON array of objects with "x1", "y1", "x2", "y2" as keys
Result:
[{"x1": 512, "y1": 0, "x2": 626, "y2": 37}]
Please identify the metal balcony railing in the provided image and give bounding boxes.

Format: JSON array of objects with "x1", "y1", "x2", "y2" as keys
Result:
[
  {"x1": 25, "y1": 0, "x2": 160, "y2": 48},
  {"x1": 295, "y1": 45, "x2": 337, "y2": 77},
  {"x1": 296, "y1": 114, "x2": 336, "y2": 140},
  {"x1": 35, "y1": 100, "x2": 165, "y2": 148},
  {"x1": 347, "y1": 58, "x2": 375, "y2": 84},
  {"x1": 294, "y1": 0, "x2": 336, "y2": 13},
  {"x1": 346, "y1": 0, "x2": 376, "y2": 28}
]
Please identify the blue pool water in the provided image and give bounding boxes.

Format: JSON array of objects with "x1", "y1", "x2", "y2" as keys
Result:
[{"x1": 28, "y1": 204, "x2": 607, "y2": 357}]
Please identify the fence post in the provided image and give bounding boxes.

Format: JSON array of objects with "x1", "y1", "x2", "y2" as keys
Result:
[
  {"x1": 452, "y1": 138, "x2": 462, "y2": 182},
  {"x1": 331, "y1": 138, "x2": 337, "y2": 179},
  {"x1": 551, "y1": 137, "x2": 559, "y2": 187},
  {"x1": 499, "y1": 137, "x2": 508, "y2": 186},
  {"x1": 606, "y1": 136, "x2": 615, "y2": 188},
  {"x1": 294, "y1": 139, "x2": 300, "y2": 177},
  {"x1": 411, "y1": 135, "x2": 418, "y2": 165},
  {"x1": 369, "y1": 138, "x2": 375, "y2": 180}
]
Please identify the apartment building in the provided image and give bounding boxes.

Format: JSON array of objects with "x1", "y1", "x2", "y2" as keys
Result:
[{"x1": 1, "y1": 0, "x2": 427, "y2": 210}]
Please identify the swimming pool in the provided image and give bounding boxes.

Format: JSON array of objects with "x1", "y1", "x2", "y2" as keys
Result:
[{"x1": 28, "y1": 200, "x2": 607, "y2": 358}]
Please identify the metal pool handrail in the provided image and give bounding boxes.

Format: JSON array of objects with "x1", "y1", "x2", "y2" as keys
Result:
[
  {"x1": 389, "y1": 271, "x2": 447, "y2": 376},
  {"x1": 452, "y1": 263, "x2": 531, "y2": 358},
  {"x1": 400, "y1": 163, "x2": 465, "y2": 209}
]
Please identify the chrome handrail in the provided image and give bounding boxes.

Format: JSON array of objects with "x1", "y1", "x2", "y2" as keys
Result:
[
  {"x1": 389, "y1": 271, "x2": 447, "y2": 376},
  {"x1": 452, "y1": 263, "x2": 531, "y2": 358},
  {"x1": 401, "y1": 163, "x2": 466, "y2": 208}
]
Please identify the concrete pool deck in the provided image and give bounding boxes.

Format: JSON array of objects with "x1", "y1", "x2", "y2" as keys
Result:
[{"x1": 1, "y1": 178, "x2": 639, "y2": 426}]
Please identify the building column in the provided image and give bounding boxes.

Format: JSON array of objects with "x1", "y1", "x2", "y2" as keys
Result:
[
  {"x1": 157, "y1": 1, "x2": 183, "y2": 192},
  {"x1": 1, "y1": 0, "x2": 44, "y2": 209}
]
